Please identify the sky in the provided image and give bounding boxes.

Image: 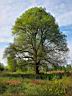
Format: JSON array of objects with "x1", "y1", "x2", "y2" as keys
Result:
[{"x1": 0, "y1": 0, "x2": 72, "y2": 65}]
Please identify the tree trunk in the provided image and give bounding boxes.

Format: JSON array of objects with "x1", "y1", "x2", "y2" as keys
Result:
[{"x1": 35, "y1": 62, "x2": 39, "y2": 74}]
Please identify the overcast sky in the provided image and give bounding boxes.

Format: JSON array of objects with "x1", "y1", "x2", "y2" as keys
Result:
[{"x1": 0, "y1": 0, "x2": 72, "y2": 65}]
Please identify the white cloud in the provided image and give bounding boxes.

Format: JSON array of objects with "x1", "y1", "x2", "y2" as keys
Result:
[
  {"x1": 0, "y1": 37, "x2": 13, "y2": 43},
  {"x1": 0, "y1": 48, "x2": 6, "y2": 65},
  {"x1": 56, "y1": 11, "x2": 72, "y2": 26},
  {"x1": 28, "y1": 0, "x2": 36, "y2": 3},
  {"x1": 67, "y1": 43, "x2": 72, "y2": 63},
  {"x1": 41, "y1": 0, "x2": 72, "y2": 26}
]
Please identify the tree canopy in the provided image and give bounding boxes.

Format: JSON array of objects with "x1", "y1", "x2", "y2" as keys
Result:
[{"x1": 4, "y1": 7, "x2": 68, "y2": 74}]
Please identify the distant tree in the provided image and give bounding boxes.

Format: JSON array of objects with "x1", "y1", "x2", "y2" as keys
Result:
[
  {"x1": 7, "y1": 55, "x2": 16, "y2": 72},
  {"x1": 4, "y1": 7, "x2": 68, "y2": 74},
  {"x1": 66, "y1": 65, "x2": 72, "y2": 71},
  {"x1": 0, "y1": 63, "x2": 4, "y2": 71},
  {"x1": 4, "y1": 44, "x2": 17, "y2": 72}
]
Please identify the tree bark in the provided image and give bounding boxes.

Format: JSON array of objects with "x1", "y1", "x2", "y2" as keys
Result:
[{"x1": 35, "y1": 62, "x2": 39, "y2": 74}]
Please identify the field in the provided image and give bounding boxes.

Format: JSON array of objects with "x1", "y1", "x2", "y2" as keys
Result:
[{"x1": 0, "y1": 75, "x2": 72, "y2": 96}]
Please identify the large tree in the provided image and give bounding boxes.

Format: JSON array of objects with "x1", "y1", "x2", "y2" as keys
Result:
[{"x1": 4, "y1": 7, "x2": 68, "y2": 74}]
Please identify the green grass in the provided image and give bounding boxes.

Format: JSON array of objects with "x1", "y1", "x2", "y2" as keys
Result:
[{"x1": 0, "y1": 76, "x2": 72, "y2": 96}]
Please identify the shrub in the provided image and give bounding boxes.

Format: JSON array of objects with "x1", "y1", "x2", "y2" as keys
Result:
[
  {"x1": 0, "y1": 82, "x2": 7, "y2": 94},
  {"x1": 0, "y1": 77, "x2": 72, "y2": 96}
]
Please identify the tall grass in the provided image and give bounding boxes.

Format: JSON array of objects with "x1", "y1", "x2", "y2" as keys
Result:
[{"x1": 0, "y1": 76, "x2": 72, "y2": 96}]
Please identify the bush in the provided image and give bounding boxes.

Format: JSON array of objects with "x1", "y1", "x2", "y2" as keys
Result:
[{"x1": 0, "y1": 82, "x2": 7, "y2": 94}]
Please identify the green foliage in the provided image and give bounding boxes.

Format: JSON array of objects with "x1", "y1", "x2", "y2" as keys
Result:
[
  {"x1": 4, "y1": 7, "x2": 68, "y2": 74},
  {"x1": 0, "y1": 71, "x2": 70, "y2": 80},
  {"x1": 0, "y1": 77, "x2": 72, "y2": 96},
  {"x1": 0, "y1": 82, "x2": 7, "y2": 94},
  {"x1": 7, "y1": 56, "x2": 17, "y2": 72},
  {"x1": 65, "y1": 65, "x2": 72, "y2": 72},
  {"x1": 0, "y1": 63, "x2": 4, "y2": 71}
]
